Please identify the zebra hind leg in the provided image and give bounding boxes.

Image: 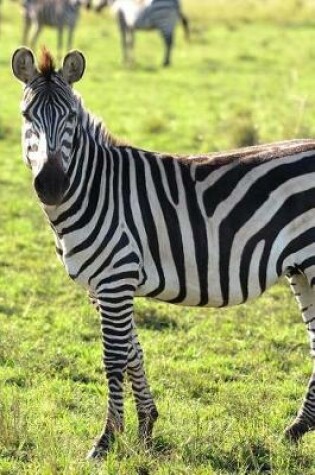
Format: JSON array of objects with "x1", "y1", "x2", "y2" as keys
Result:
[
  {"x1": 127, "y1": 322, "x2": 158, "y2": 448},
  {"x1": 285, "y1": 271, "x2": 315, "y2": 442},
  {"x1": 161, "y1": 30, "x2": 173, "y2": 67}
]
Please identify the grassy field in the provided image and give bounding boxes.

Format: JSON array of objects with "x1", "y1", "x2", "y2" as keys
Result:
[{"x1": 3, "y1": 0, "x2": 315, "y2": 473}]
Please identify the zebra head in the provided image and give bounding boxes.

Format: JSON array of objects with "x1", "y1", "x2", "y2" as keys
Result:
[{"x1": 12, "y1": 47, "x2": 86, "y2": 206}]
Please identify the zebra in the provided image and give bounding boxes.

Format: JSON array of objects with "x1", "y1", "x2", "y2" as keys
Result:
[
  {"x1": 95, "y1": 0, "x2": 190, "y2": 66},
  {"x1": 22, "y1": 0, "x2": 91, "y2": 58},
  {"x1": 11, "y1": 45, "x2": 315, "y2": 458}
]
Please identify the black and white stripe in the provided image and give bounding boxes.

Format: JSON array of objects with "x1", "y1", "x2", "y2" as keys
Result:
[
  {"x1": 96, "y1": 0, "x2": 189, "y2": 66},
  {"x1": 12, "y1": 47, "x2": 315, "y2": 458},
  {"x1": 22, "y1": 0, "x2": 90, "y2": 56}
]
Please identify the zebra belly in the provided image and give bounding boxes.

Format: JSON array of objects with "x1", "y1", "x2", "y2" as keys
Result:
[
  {"x1": 135, "y1": 223, "x2": 282, "y2": 307},
  {"x1": 135, "y1": 258, "x2": 280, "y2": 308}
]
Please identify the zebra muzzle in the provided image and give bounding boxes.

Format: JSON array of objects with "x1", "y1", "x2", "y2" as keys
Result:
[{"x1": 33, "y1": 154, "x2": 70, "y2": 206}]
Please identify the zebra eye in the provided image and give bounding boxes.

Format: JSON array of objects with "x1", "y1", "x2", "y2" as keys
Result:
[{"x1": 68, "y1": 112, "x2": 76, "y2": 122}]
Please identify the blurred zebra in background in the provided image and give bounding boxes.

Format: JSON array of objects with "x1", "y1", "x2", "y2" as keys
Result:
[
  {"x1": 22, "y1": 0, "x2": 91, "y2": 57},
  {"x1": 96, "y1": 0, "x2": 189, "y2": 66}
]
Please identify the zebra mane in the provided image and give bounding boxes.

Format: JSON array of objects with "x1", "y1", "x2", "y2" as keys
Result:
[
  {"x1": 102, "y1": 125, "x2": 125, "y2": 147},
  {"x1": 38, "y1": 47, "x2": 56, "y2": 78},
  {"x1": 91, "y1": 115, "x2": 125, "y2": 147},
  {"x1": 75, "y1": 95, "x2": 125, "y2": 147}
]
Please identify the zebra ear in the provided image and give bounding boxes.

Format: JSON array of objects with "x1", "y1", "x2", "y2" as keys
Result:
[
  {"x1": 62, "y1": 51, "x2": 86, "y2": 84},
  {"x1": 12, "y1": 47, "x2": 37, "y2": 84}
]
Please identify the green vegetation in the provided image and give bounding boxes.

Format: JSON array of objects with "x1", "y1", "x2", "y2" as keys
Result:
[{"x1": 2, "y1": 0, "x2": 315, "y2": 473}]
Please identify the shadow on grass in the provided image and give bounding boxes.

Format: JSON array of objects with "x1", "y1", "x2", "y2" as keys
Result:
[
  {"x1": 0, "y1": 180, "x2": 13, "y2": 186},
  {"x1": 0, "y1": 305, "x2": 16, "y2": 317},
  {"x1": 183, "y1": 437, "x2": 315, "y2": 474},
  {"x1": 4, "y1": 376, "x2": 27, "y2": 388},
  {"x1": 135, "y1": 309, "x2": 179, "y2": 331},
  {"x1": 151, "y1": 435, "x2": 176, "y2": 456},
  {"x1": 282, "y1": 21, "x2": 315, "y2": 30},
  {"x1": 136, "y1": 466, "x2": 150, "y2": 475},
  {"x1": 120, "y1": 62, "x2": 159, "y2": 73},
  {"x1": 183, "y1": 440, "x2": 272, "y2": 473}
]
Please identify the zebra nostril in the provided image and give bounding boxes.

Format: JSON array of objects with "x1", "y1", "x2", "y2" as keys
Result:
[
  {"x1": 63, "y1": 174, "x2": 70, "y2": 190},
  {"x1": 27, "y1": 143, "x2": 38, "y2": 153}
]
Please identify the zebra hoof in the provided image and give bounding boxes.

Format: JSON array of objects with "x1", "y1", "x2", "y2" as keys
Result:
[
  {"x1": 86, "y1": 446, "x2": 105, "y2": 460},
  {"x1": 138, "y1": 407, "x2": 159, "y2": 448},
  {"x1": 86, "y1": 433, "x2": 115, "y2": 460},
  {"x1": 284, "y1": 421, "x2": 310, "y2": 443},
  {"x1": 86, "y1": 442, "x2": 110, "y2": 460}
]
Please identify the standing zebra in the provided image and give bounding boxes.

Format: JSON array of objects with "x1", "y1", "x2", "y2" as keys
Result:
[
  {"x1": 12, "y1": 46, "x2": 315, "y2": 458},
  {"x1": 22, "y1": 0, "x2": 90, "y2": 58},
  {"x1": 96, "y1": 0, "x2": 189, "y2": 66}
]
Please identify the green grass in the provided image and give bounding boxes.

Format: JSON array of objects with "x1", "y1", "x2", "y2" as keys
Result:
[{"x1": 2, "y1": 0, "x2": 315, "y2": 473}]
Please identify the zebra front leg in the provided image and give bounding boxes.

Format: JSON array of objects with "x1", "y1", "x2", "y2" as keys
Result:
[
  {"x1": 87, "y1": 292, "x2": 134, "y2": 459},
  {"x1": 285, "y1": 272, "x2": 315, "y2": 441},
  {"x1": 86, "y1": 290, "x2": 158, "y2": 454},
  {"x1": 127, "y1": 322, "x2": 158, "y2": 448}
]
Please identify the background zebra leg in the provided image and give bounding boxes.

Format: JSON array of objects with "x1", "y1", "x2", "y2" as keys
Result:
[
  {"x1": 285, "y1": 272, "x2": 315, "y2": 441},
  {"x1": 87, "y1": 300, "x2": 132, "y2": 459},
  {"x1": 161, "y1": 30, "x2": 173, "y2": 67},
  {"x1": 22, "y1": 17, "x2": 31, "y2": 45},
  {"x1": 127, "y1": 322, "x2": 158, "y2": 448},
  {"x1": 67, "y1": 26, "x2": 74, "y2": 52},
  {"x1": 126, "y1": 30, "x2": 135, "y2": 65},
  {"x1": 57, "y1": 27, "x2": 64, "y2": 61},
  {"x1": 30, "y1": 23, "x2": 42, "y2": 50},
  {"x1": 118, "y1": 11, "x2": 133, "y2": 65}
]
